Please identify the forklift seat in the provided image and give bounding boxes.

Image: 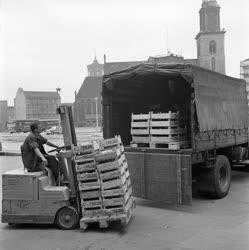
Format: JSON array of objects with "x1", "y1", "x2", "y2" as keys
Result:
[{"x1": 38, "y1": 176, "x2": 70, "y2": 201}]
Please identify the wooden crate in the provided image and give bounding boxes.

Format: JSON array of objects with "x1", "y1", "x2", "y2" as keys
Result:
[
  {"x1": 80, "y1": 190, "x2": 101, "y2": 200},
  {"x1": 73, "y1": 143, "x2": 95, "y2": 155},
  {"x1": 78, "y1": 180, "x2": 100, "y2": 191},
  {"x1": 97, "y1": 136, "x2": 123, "y2": 150},
  {"x1": 150, "y1": 111, "x2": 179, "y2": 120},
  {"x1": 77, "y1": 171, "x2": 99, "y2": 181},
  {"x1": 75, "y1": 162, "x2": 96, "y2": 173},
  {"x1": 150, "y1": 134, "x2": 187, "y2": 143},
  {"x1": 131, "y1": 113, "x2": 151, "y2": 144},
  {"x1": 95, "y1": 148, "x2": 122, "y2": 163}
]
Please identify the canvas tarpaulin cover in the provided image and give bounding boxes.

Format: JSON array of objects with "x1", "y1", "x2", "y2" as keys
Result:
[{"x1": 103, "y1": 63, "x2": 248, "y2": 132}]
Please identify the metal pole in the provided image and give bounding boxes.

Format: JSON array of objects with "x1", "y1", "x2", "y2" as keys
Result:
[{"x1": 95, "y1": 97, "x2": 98, "y2": 128}]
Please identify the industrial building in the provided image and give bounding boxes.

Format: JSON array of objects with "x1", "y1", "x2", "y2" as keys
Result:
[{"x1": 14, "y1": 87, "x2": 61, "y2": 120}]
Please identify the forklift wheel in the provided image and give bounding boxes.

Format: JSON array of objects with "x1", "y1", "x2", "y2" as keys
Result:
[{"x1": 55, "y1": 206, "x2": 79, "y2": 230}]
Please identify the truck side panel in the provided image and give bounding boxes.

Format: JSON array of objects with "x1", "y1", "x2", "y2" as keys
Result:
[{"x1": 125, "y1": 149, "x2": 192, "y2": 205}]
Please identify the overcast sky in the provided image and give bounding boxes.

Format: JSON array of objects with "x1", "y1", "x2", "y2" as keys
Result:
[{"x1": 0, "y1": 0, "x2": 249, "y2": 105}]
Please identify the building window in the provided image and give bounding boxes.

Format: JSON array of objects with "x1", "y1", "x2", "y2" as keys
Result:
[
  {"x1": 209, "y1": 40, "x2": 216, "y2": 55},
  {"x1": 211, "y1": 57, "x2": 216, "y2": 71}
]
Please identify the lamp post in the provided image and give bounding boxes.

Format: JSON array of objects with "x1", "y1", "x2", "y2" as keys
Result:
[
  {"x1": 56, "y1": 88, "x2": 61, "y2": 128},
  {"x1": 94, "y1": 97, "x2": 98, "y2": 128}
]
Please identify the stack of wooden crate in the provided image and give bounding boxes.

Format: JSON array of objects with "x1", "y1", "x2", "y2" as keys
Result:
[
  {"x1": 130, "y1": 113, "x2": 151, "y2": 144},
  {"x1": 74, "y1": 144, "x2": 102, "y2": 218},
  {"x1": 75, "y1": 136, "x2": 135, "y2": 230},
  {"x1": 130, "y1": 111, "x2": 189, "y2": 149}
]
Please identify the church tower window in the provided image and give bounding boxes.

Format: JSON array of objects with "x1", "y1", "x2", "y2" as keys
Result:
[{"x1": 209, "y1": 40, "x2": 217, "y2": 55}]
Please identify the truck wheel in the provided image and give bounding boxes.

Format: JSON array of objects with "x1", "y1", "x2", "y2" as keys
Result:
[
  {"x1": 55, "y1": 206, "x2": 79, "y2": 230},
  {"x1": 212, "y1": 155, "x2": 231, "y2": 198}
]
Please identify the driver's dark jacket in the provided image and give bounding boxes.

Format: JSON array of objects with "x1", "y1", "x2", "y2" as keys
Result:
[{"x1": 21, "y1": 133, "x2": 47, "y2": 171}]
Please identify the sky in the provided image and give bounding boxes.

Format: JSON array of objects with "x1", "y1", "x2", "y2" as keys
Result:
[{"x1": 0, "y1": 0, "x2": 249, "y2": 106}]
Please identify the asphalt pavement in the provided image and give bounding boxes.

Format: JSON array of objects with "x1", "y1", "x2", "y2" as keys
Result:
[{"x1": 0, "y1": 156, "x2": 249, "y2": 250}]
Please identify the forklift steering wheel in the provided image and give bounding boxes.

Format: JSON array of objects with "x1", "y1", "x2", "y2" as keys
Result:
[{"x1": 48, "y1": 146, "x2": 66, "y2": 153}]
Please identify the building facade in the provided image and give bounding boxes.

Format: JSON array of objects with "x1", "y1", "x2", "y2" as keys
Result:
[
  {"x1": 0, "y1": 100, "x2": 8, "y2": 131},
  {"x1": 195, "y1": 0, "x2": 226, "y2": 74},
  {"x1": 7, "y1": 106, "x2": 15, "y2": 121},
  {"x1": 74, "y1": 76, "x2": 102, "y2": 127},
  {"x1": 14, "y1": 88, "x2": 61, "y2": 120}
]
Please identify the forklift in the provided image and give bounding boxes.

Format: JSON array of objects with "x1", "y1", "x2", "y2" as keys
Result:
[{"x1": 2, "y1": 105, "x2": 82, "y2": 229}]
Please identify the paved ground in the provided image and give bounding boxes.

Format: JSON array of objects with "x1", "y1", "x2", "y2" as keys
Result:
[
  {"x1": 0, "y1": 127, "x2": 102, "y2": 152},
  {"x1": 1, "y1": 156, "x2": 249, "y2": 250}
]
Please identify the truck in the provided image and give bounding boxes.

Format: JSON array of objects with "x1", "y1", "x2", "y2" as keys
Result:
[{"x1": 102, "y1": 63, "x2": 249, "y2": 205}]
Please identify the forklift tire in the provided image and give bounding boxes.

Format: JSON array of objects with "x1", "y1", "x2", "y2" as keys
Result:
[
  {"x1": 212, "y1": 155, "x2": 231, "y2": 198},
  {"x1": 55, "y1": 206, "x2": 79, "y2": 230}
]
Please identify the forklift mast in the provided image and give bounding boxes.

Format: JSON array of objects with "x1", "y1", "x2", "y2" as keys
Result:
[
  {"x1": 57, "y1": 105, "x2": 77, "y2": 148},
  {"x1": 57, "y1": 105, "x2": 81, "y2": 214}
]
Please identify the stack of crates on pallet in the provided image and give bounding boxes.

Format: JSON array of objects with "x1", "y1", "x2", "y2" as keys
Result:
[
  {"x1": 130, "y1": 111, "x2": 189, "y2": 149},
  {"x1": 150, "y1": 111, "x2": 188, "y2": 149},
  {"x1": 74, "y1": 144, "x2": 102, "y2": 218},
  {"x1": 130, "y1": 113, "x2": 150, "y2": 144},
  {"x1": 78, "y1": 136, "x2": 135, "y2": 230}
]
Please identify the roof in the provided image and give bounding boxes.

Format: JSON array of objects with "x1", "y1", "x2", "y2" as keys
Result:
[
  {"x1": 24, "y1": 91, "x2": 59, "y2": 99},
  {"x1": 104, "y1": 61, "x2": 145, "y2": 75},
  {"x1": 76, "y1": 76, "x2": 103, "y2": 99}
]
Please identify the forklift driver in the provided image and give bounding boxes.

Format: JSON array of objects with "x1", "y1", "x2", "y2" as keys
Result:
[{"x1": 21, "y1": 122, "x2": 60, "y2": 182}]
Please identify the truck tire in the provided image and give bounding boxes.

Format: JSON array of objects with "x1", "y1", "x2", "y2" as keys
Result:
[
  {"x1": 212, "y1": 155, "x2": 231, "y2": 198},
  {"x1": 55, "y1": 206, "x2": 79, "y2": 230}
]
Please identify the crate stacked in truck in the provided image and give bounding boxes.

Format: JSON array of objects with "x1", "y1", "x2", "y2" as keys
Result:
[
  {"x1": 150, "y1": 112, "x2": 188, "y2": 149},
  {"x1": 130, "y1": 113, "x2": 150, "y2": 143},
  {"x1": 76, "y1": 136, "x2": 135, "y2": 230},
  {"x1": 130, "y1": 112, "x2": 189, "y2": 149}
]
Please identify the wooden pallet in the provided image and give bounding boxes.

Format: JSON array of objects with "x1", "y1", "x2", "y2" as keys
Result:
[
  {"x1": 130, "y1": 141, "x2": 190, "y2": 150},
  {"x1": 150, "y1": 141, "x2": 190, "y2": 149}
]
